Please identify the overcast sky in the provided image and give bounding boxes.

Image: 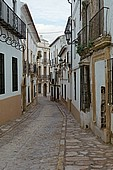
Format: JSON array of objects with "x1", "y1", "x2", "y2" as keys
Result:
[{"x1": 22, "y1": 0, "x2": 70, "y2": 43}]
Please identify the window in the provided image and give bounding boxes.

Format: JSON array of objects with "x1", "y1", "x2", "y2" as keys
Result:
[
  {"x1": 51, "y1": 87, "x2": 53, "y2": 97},
  {"x1": 38, "y1": 83, "x2": 41, "y2": 93},
  {"x1": 31, "y1": 51, "x2": 32, "y2": 63},
  {"x1": 80, "y1": 65, "x2": 90, "y2": 112},
  {"x1": 74, "y1": 72, "x2": 76, "y2": 100},
  {"x1": 44, "y1": 67, "x2": 46, "y2": 76},
  {"x1": 44, "y1": 52, "x2": 47, "y2": 60},
  {"x1": 39, "y1": 66, "x2": 41, "y2": 76},
  {"x1": 28, "y1": 86, "x2": 30, "y2": 103},
  {"x1": 67, "y1": 52, "x2": 69, "y2": 64},
  {"x1": 62, "y1": 84, "x2": 63, "y2": 97},
  {"x1": 0, "y1": 53, "x2": 5, "y2": 94},
  {"x1": 108, "y1": 58, "x2": 113, "y2": 105},
  {"x1": 12, "y1": 57, "x2": 18, "y2": 91},
  {"x1": 34, "y1": 85, "x2": 36, "y2": 97},
  {"x1": 64, "y1": 85, "x2": 66, "y2": 100}
]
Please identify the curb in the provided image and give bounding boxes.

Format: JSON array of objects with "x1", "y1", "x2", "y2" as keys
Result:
[{"x1": 56, "y1": 104, "x2": 67, "y2": 170}]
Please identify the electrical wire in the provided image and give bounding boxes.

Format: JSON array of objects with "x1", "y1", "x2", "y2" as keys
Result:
[{"x1": 39, "y1": 31, "x2": 63, "y2": 34}]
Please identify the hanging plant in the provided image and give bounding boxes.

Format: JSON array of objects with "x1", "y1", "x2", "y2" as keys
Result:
[
  {"x1": 77, "y1": 44, "x2": 84, "y2": 55},
  {"x1": 87, "y1": 40, "x2": 94, "y2": 49}
]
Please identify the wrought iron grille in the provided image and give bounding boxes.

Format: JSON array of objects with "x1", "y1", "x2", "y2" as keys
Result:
[
  {"x1": 107, "y1": 58, "x2": 113, "y2": 105},
  {"x1": 0, "y1": 0, "x2": 26, "y2": 39},
  {"x1": 89, "y1": 7, "x2": 109, "y2": 42},
  {"x1": 77, "y1": 25, "x2": 88, "y2": 48},
  {"x1": 12, "y1": 57, "x2": 18, "y2": 91},
  {"x1": 80, "y1": 65, "x2": 90, "y2": 112},
  {"x1": 0, "y1": 53, "x2": 5, "y2": 94}
]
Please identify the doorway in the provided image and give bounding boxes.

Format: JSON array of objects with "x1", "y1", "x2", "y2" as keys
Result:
[{"x1": 43, "y1": 83, "x2": 47, "y2": 96}]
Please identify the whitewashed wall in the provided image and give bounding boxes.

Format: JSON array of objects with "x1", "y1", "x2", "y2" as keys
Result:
[
  {"x1": 0, "y1": 41, "x2": 22, "y2": 100},
  {"x1": 71, "y1": 0, "x2": 81, "y2": 111},
  {"x1": 95, "y1": 60, "x2": 105, "y2": 128}
]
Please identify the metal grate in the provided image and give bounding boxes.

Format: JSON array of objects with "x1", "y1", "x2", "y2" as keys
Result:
[
  {"x1": 107, "y1": 58, "x2": 113, "y2": 105},
  {"x1": 0, "y1": 53, "x2": 5, "y2": 94},
  {"x1": 80, "y1": 65, "x2": 90, "y2": 112},
  {"x1": 12, "y1": 57, "x2": 18, "y2": 91}
]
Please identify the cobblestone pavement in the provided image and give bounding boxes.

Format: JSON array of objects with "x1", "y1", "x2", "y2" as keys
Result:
[
  {"x1": 58, "y1": 103, "x2": 113, "y2": 170},
  {"x1": 0, "y1": 97, "x2": 63, "y2": 170},
  {"x1": 1, "y1": 97, "x2": 113, "y2": 170}
]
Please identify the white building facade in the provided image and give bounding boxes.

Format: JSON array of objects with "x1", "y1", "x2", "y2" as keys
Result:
[
  {"x1": 50, "y1": 35, "x2": 68, "y2": 101},
  {"x1": 64, "y1": 0, "x2": 113, "y2": 143},
  {"x1": 21, "y1": 4, "x2": 40, "y2": 111},
  {"x1": 37, "y1": 38, "x2": 50, "y2": 97},
  {"x1": 0, "y1": 0, "x2": 26, "y2": 124}
]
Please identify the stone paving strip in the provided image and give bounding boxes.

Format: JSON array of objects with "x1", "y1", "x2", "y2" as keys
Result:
[{"x1": 58, "y1": 103, "x2": 113, "y2": 170}]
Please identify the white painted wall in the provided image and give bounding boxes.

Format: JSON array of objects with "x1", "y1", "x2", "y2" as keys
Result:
[
  {"x1": 71, "y1": 0, "x2": 81, "y2": 112},
  {"x1": 95, "y1": 60, "x2": 105, "y2": 128},
  {"x1": 0, "y1": 39, "x2": 22, "y2": 100},
  {"x1": 72, "y1": 68, "x2": 80, "y2": 111},
  {"x1": 37, "y1": 38, "x2": 50, "y2": 96}
]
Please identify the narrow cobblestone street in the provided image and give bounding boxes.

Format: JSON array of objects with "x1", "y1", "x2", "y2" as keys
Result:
[
  {"x1": 0, "y1": 97, "x2": 113, "y2": 170},
  {"x1": 0, "y1": 97, "x2": 63, "y2": 170}
]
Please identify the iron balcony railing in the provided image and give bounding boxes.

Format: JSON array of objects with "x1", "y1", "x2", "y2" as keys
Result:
[
  {"x1": 38, "y1": 75, "x2": 50, "y2": 80},
  {"x1": 89, "y1": 7, "x2": 109, "y2": 42},
  {"x1": 0, "y1": 0, "x2": 26, "y2": 39},
  {"x1": 77, "y1": 25, "x2": 88, "y2": 48},
  {"x1": 42, "y1": 75, "x2": 50, "y2": 80},
  {"x1": 77, "y1": 7, "x2": 109, "y2": 49},
  {"x1": 42, "y1": 58, "x2": 50, "y2": 65}
]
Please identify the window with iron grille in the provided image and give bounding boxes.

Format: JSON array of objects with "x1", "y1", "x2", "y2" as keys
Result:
[
  {"x1": 74, "y1": 72, "x2": 76, "y2": 100},
  {"x1": 34, "y1": 85, "x2": 36, "y2": 97},
  {"x1": 12, "y1": 57, "x2": 18, "y2": 91},
  {"x1": 62, "y1": 84, "x2": 63, "y2": 97},
  {"x1": 80, "y1": 65, "x2": 90, "y2": 112},
  {"x1": 38, "y1": 66, "x2": 41, "y2": 76},
  {"x1": 28, "y1": 86, "x2": 30, "y2": 103},
  {"x1": 44, "y1": 52, "x2": 47, "y2": 59},
  {"x1": 101, "y1": 86, "x2": 106, "y2": 128},
  {"x1": 107, "y1": 58, "x2": 113, "y2": 105},
  {"x1": 38, "y1": 83, "x2": 41, "y2": 93},
  {"x1": 44, "y1": 67, "x2": 46, "y2": 76},
  {"x1": 64, "y1": 85, "x2": 66, "y2": 100},
  {"x1": 0, "y1": 53, "x2": 5, "y2": 94}
]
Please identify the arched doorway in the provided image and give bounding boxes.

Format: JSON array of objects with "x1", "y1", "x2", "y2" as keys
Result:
[{"x1": 43, "y1": 83, "x2": 47, "y2": 96}]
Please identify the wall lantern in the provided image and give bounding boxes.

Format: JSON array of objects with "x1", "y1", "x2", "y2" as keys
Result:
[{"x1": 65, "y1": 30, "x2": 71, "y2": 45}]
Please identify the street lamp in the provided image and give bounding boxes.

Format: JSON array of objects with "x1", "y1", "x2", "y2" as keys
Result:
[{"x1": 65, "y1": 30, "x2": 71, "y2": 45}]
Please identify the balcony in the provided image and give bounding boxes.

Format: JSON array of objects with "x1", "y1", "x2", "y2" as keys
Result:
[
  {"x1": 42, "y1": 75, "x2": 50, "y2": 81},
  {"x1": 42, "y1": 58, "x2": 50, "y2": 65},
  {"x1": 77, "y1": 25, "x2": 88, "y2": 49},
  {"x1": 37, "y1": 75, "x2": 50, "y2": 82},
  {"x1": 28, "y1": 63, "x2": 37, "y2": 74},
  {"x1": 0, "y1": 0, "x2": 26, "y2": 39},
  {"x1": 89, "y1": 7, "x2": 109, "y2": 42},
  {"x1": 77, "y1": 7, "x2": 111, "y2": 57}
]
